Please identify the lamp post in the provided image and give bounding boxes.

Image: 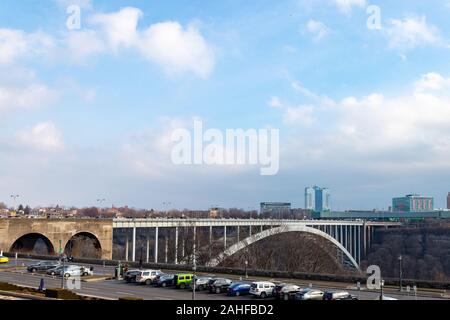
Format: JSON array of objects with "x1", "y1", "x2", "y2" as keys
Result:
[
  {"x1": 10, "y1": 195, "x2": 19, "y2": 211},
  {"x1": 192, "y1": 261, "x2": 197, "y2": 301},
  {"x1": 97, "y1": 199, "x2": 106, "y2": 218},
  {"x1": 398, "y1": 255, "x2": 403, "y2": 292},
  {"x1": 380, "y1": 280, "x2": 385, "y2": 300},
  {"x1": 245, "y1": 260, "x2": 248, "y2": 279}
]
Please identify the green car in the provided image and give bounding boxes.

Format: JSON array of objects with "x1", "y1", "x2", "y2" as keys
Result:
[{"x1": 174, "y1": 274, "x2": 194, "y2": 289}]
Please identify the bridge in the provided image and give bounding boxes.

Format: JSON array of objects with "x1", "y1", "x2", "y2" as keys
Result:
[
  {"x1": 112, "y1": 219, "x2": 401, "y2": 270},
  {"x1": 0, "y1": 218, "x2": 401, "y2": 270}
]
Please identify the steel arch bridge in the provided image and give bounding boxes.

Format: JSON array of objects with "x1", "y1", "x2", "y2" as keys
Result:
[{"x1": 112, "y1": 219, "x2": 401, "y2": 269}]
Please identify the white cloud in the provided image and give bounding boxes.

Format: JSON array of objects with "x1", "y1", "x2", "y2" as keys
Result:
[
  {"x1": 283, "y1": 106, "x2": 315, "y2": 125},
  {"x1": 0, "y1": 84, "x2": 57, "y2": 112},
  {"x1": 386, "y1": 16, "x2": 441, "y2": 50},
  {"x1": 17, "y1": 122, "x2": 64, "y2": 151},
  {"x1": 89, "y1": 7, "x2": 142, "y2": 51},
  {"x1": 306, "y1": 20, "x2": 330, "y2": 41},
  {"x1": 332, "y1": 0, "x2": 366, "y2": 15},
  {"x1": 268, "y1": 96, "x2": 283, "y2": 108},
  {"x1": 0, "y1": 29, "x2": 56, "y2": 65},
  {"x1": 137, "y1": 21, "x2": 215, "y2": 78},
  {"x1": 414, "y1": 72, "x2": 450, "y2": 91},
  {"x1": 83, "y1": 7, "x2": 215, "y2": 78},
  {"x1": 0, "y1": 7, "x2": 215, "y2": 78}
]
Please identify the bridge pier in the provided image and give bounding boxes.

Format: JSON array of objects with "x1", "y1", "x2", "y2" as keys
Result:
[
  {"x1": 175, "y1": 227, "x2": 179, "y2": 265},
  {"x1": 146, "y1": 232, "x2": 150, "y2": 263},
  {"x1": 224, "y1": 226, "x2": 227, "y2": 250},
  {"x1": 132, "y1": 227, "x2": 136, "y2": 262},
  {"x1": 155, "y1": 227, "x2": 159, "y2": 264},
  {"x1": 209, "y1": 226, "x2": 212, "y2": 260},
  {"x1": 125, "y1": 232, "x2": 129, "y2": 261}
]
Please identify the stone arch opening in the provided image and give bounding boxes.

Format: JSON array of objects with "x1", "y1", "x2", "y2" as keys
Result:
[
  {"x1": 65, "y1": 232, "x2": 102, "y2": 259},
  {"x1": 10, "y1": 233, "x2": 55, "y2": 255}
]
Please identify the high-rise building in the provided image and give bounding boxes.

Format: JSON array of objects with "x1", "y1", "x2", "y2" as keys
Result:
[
  {"x1": 392, "y1": 194, "x2": 434, "y2": 212},
  {"x1": 447, "y1": 193, "x2": 450, "y2": 210},
  {"x1": 305, "y1": 186, "x2": 331, "y2": 212}
]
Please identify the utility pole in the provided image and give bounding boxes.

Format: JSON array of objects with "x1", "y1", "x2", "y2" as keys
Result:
[{"x1": 398, "y1": 255, "x2": 403, "y2": 292}]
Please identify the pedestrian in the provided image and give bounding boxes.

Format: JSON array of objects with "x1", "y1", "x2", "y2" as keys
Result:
[{"x1": 38, "y1": 278, "x2": 45, "y2": 292}]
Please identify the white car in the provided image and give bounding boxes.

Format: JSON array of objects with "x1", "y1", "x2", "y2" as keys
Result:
[
  {"x1": 135, "y1": 270, "x2": 163, "y2": 285},
  {"x1": 249, "y1": 281, "x2": 276, "y2": 299}
]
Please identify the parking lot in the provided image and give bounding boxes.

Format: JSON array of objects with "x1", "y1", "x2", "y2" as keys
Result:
[{"x1": 1, "y1": 258, "x2": 449, "y2": 301}]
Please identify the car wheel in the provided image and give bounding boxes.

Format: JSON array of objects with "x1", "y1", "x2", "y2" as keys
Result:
[
  {"x1": 216, "y1": 288, "x2": 221, "y2": 294},
  {"x1": 145, "y1": 279, "x2": 152, "y2": 285},
  {"x1": 180, "y1": 283, "x2": 186, "y2": 289},
  {"x1": 64, "y1": 273, "x2": 70, "y2": 278},
  {"x1": 260, "y1": 292, "x2": 267, "y2": 299},
  {"x1": 82, "y1": 272, "x2": 88, "y2": 277},
  {"x1": 162, "y1": 282, "x2": 167, "y2": 288},
  {"x1": 199, "y1": 285, "x2": 204, "y2": 291},
  {"x1": 235, "y1": 291, "x2": 240, "y2": 297},
  {"x1": 284, "y1": 294, "x2": 289, "y2": 301},
  {"x1": 31, "y1": 268, "x2": 37, "y2": 273}
]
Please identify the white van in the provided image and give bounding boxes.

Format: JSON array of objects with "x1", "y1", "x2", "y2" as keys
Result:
[{"x1": 249, "y1": 281, "x2": 276, "y2": 299}]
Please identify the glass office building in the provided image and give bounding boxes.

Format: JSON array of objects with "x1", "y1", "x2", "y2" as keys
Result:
[{"x1": 305, "y1": 186, "x2": 331, "y2": 212}]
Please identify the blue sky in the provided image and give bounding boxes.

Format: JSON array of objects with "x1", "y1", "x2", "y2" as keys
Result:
[{"x1": 1, "y1": 0, "x2": 450, "y2": 210}]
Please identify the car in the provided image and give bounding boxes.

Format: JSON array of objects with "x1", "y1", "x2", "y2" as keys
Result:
[
  {"x1": 27, "y1": 261, "x2": 61, "y2": 273},
  {"x1": 135, "y1": 270, "x2": 163, "y2": 285},
  {"x1": 0, "y1": 255, "x2": 8, "y2": 264},
  {"x1": 210, "y1": 278, "x2": 233, "y2": 294},
  {"x1": 174, "y1": 274, "x2": 194, "y2": 289},
  {"x1": 273, "y1": 284, "x2": 301, "y2": 300},
  {"x1": 124, "y1": 269, "x2": 141, "y2": 283},
  {"x1": 79, "y1": 266, "x2": 94, "y2": 276},
  {"x1": 323, "y1": 291, "x2": 358, "y2": 301},
  {"x1": 190, "y1": 276, "x2": 212, "y2": 291},
  {"x1": 205, "y1": 278, "x2": 219, "y2": 292},
  {"x1": 227, "y1": 283, "x2": 251, "y2": 297},
  {"x1": 47, "y1": 265, "x2": 82, "y2": 278},
  {"x1": 249, "y1": 281, "x2": 276, "y2": 299},
  {"x1": 294, "y1": 289, "x2": 324, "y2": 300},
  {"x1": 155, "y1": 274, "x2": 175, "y2": 287}
]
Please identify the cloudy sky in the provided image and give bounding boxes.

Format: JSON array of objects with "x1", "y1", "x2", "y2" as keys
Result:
[{"x1": 1, "y1": 0, "x2": 450, "y2": 210}]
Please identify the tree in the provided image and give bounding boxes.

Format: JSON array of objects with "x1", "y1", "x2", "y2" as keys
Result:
[{"x1": 0, "y1": 202, "x2": 7, "y2": 210}]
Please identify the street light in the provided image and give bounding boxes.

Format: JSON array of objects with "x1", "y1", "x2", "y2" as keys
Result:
[
  {"x1": 380, "y1": 280, "x2": 385, "y2": 300},
  {"x1": 398, "y1": 255, "x2": 403, "y2": 292},
  {"x1": 192, "y1": 260, "x2": 197, "y2": 301},
  {"x1": 97, "y1": 199, "x2": 106, "y2": 218},
  {"x1": 10, "y1": 195, "x2": 19, "y2": 210}
]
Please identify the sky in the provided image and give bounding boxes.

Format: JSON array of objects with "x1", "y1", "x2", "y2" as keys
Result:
[{"x1": 1, "y1": 0, "x2": 450, "y2": 211}]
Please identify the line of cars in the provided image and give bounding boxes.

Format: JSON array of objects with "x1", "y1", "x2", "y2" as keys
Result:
[
  {"x1": 26, "y1": 260, "x2": 94, "y2": 278},
  {"x1": 122, "y1": 269, "x2": 358, "y2": 300}
]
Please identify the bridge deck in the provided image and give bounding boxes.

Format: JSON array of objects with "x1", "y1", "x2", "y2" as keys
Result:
[{"x1": 112, "y1": 218, "x2": 402, "y2": 229}]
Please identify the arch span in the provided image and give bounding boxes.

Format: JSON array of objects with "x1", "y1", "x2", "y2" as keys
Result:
[
  {"x1": 10, "y1": 233, "x2": 55, "y2": 255},
  {"x1": 206, "y1": 225, "x2": 360, "y2": 270},
  {"x1": 65, "y1": 231, "x2": 102, "y2": 259}
]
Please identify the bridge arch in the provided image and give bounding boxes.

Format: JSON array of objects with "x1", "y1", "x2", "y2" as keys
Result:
[
  {"x1": 206, "y1": 225, "x2": 360, "y2": 270},
  {"x1": 64, "y1": 231, "x2": 103, "y2": 259},
  {"x1": 10, "y1": 233, "x2": 56, "y2": 255}
]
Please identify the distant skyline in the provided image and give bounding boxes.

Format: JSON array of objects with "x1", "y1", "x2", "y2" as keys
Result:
[{"x1": 1, "y1": 0, "x2": 450, "y2": 210}]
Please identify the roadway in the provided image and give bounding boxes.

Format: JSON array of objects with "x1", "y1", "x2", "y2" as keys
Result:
[{"x1": 1, "y1": 258, "x2": 448, "y2": 301}]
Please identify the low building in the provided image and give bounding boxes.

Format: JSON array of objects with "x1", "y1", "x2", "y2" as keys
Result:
[
  {"x1": 392, "y1": 194, "x2": 434, "y2": 212},
  {"x1": 260, "y1": 202, "x2": 291, "y2": 218},
  {"x1": 447, "y1": 192, "x2": 450, "y2": 210}
]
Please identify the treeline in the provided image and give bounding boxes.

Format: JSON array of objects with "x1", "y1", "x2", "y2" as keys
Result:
[{"x1": 361, "y1": 221, "x2": 450, "y2": 282}]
